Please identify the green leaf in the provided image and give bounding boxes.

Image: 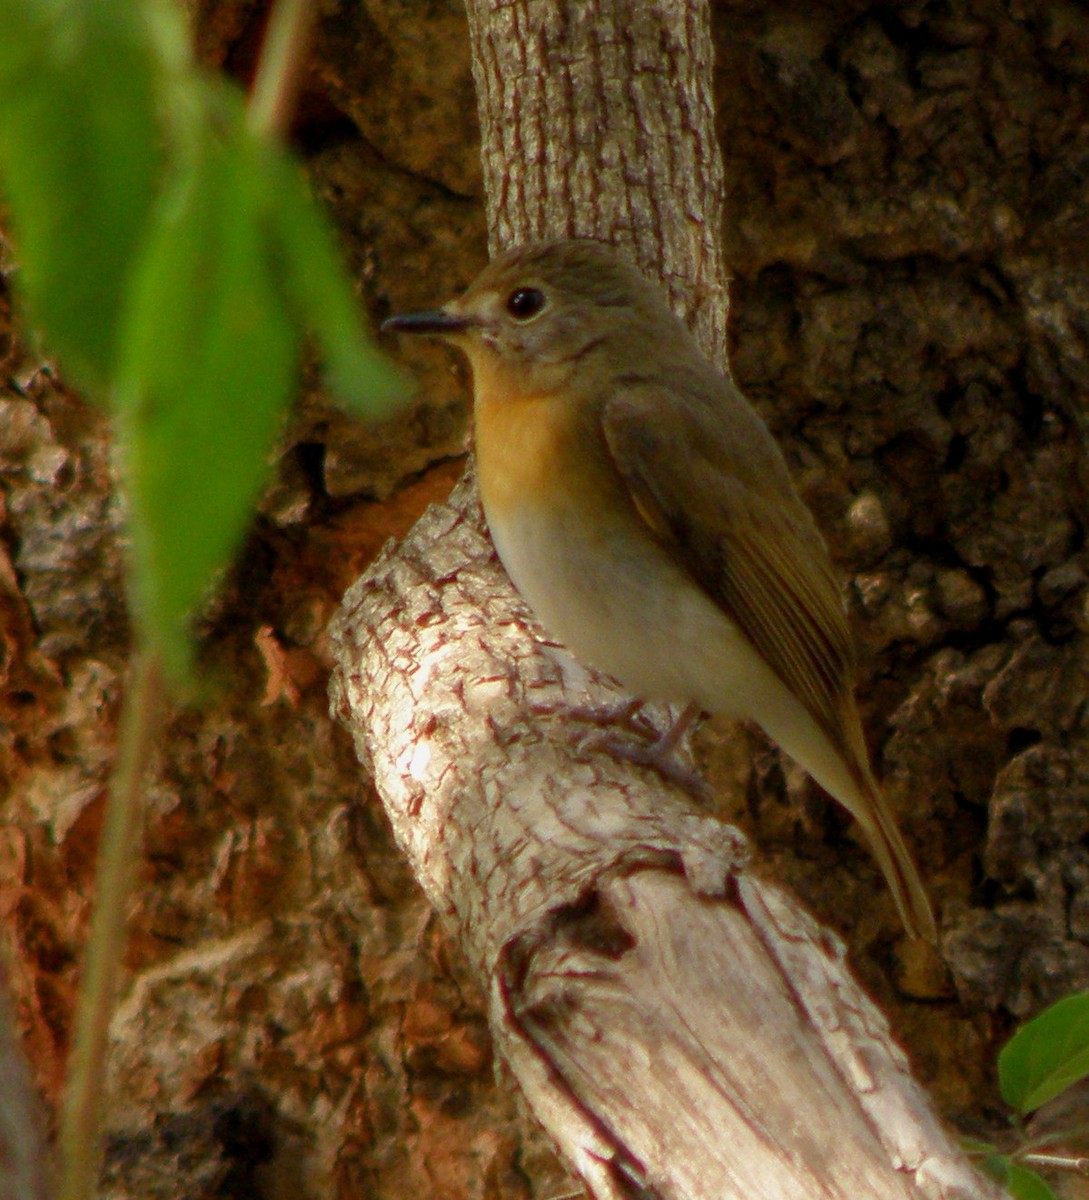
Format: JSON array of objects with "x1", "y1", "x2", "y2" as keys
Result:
[
  {"x1": 1000, "y1": 993, "x2": 1089, "y2": 1115},
  {"x1": 116, "y1": 115, "x2": 299, "y2": 682},
  {"x1": 2, "y1": 3, "x2": 406, "y2": 685},
  {"x1": 0, "y1": 0, "x2": 162, "y2": 393},
  {"x1": 1006, "y1": 1164, "x2": 1059, "y2": 1200},
  {"x1": 265, "y1": 150, "x2": 408, "y2": 412},
  {"x1": 979, "y1": 1150, "x2": 1014, "y2": 1190},
  {"x1": 977, "y1": 1154, "x2": 1058, "y2": 1200}
]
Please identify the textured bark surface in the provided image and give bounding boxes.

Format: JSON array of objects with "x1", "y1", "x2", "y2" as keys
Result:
[
  {"x1": 0, "y1": 0, "x2": 1086, "y2": 1196},
  {"x1": 466, "y1": 1, "x2": 728, "y2": 355}
]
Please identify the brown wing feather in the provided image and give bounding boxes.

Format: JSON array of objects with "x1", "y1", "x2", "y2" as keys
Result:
[
  {"x1": 602, "y1": 382, "x2": 856, "y2": 755},
  {"x1": 603, "y1": 382, "x2": 937, "y2": 942}
]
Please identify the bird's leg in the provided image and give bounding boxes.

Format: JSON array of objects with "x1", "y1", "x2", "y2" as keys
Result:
[
  {"x1": 554, "y1": 696, "x2": 650, "y2": 735},
  {"x1": 530, "y1": 694, "x2": 648, "y2": 738},
  {"x1": 602, "y1": 701, "x2": 707, "y2": 796},
  {"x1": 561, "y1": 699, "x2": 708, "y2": 799}
]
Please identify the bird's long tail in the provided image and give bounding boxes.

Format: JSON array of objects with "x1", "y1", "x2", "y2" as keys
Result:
[
  {"x1": 850, "y1": 771, "x2": 937, "y2": 943},
  {"x1": 839, "y1": 713, "x2": 937, "y2": 944},
  {"x1": 751, "y1": 681, "x2": 937, "y2": 941}
]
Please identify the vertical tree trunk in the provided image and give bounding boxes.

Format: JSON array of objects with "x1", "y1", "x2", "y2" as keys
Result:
[
  {"x1": 467, "y1": 1, "x2": 728, "y2": 358},
  {"x1": 329, "y1": 2, "x2": 1002, "y2": 1197}
]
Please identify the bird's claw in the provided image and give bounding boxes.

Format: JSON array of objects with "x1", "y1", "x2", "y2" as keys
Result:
[{"x1": 540, "y1": 698, "x2": 710, "y2": 801}]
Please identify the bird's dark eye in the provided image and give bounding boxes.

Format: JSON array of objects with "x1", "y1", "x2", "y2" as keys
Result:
[{"x1": 506, "y1": 287, "x2": 546, "y2": 320}]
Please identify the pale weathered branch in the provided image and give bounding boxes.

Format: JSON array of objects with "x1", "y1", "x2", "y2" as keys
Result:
[{"x1": 329, "y1": 2, "x2": 1003, "y2": 1197}]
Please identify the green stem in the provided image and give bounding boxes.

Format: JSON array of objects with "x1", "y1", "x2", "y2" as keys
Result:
[
  {"x1": 57, "y1": 651, "x2": 164, "y2": 1200},
  {"x1": 247, "y1": 0, "x2": 317, "y2": 140}
]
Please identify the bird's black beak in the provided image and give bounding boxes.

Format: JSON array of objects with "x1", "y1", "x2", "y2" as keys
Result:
[{"x1": 381, "y1": 309, "x2": 476, "y2": 336}]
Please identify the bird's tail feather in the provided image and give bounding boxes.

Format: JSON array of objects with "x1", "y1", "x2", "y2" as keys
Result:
[
  {"x1": 853, "y1": 770, "x2": 937, "y2": 943},
  {"x1": 830, "y1": 700, "x2": 937, "y2": 943}
]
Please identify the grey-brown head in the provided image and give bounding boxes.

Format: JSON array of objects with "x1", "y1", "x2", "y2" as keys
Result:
[{"x1": 383, "y1": 239, "x2": 689, "y2": 392}]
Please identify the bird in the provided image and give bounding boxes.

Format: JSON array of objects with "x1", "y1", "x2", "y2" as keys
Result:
[{"x1": 382, "y1": 237, "x2": 936, "y2": 943}]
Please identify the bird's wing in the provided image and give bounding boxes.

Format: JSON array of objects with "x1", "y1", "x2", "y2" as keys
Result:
[{"x1": 601, "y1": 381, "x2": 856, "y2": 746}]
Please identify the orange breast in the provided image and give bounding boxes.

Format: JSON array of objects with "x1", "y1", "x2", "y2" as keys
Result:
[{"x1": 474, "y1": 382, "x2": 581, "y2": 520}]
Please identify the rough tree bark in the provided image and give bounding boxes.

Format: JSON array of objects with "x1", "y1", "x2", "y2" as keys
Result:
[{"x1": 329, "y1": 3, "x2": 1002, "y2": 1197}]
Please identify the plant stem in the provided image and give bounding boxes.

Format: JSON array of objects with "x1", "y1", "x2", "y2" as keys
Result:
[
  {"x1": 57, "y1": 651, "x2": 164, "y2": 1200},
  {"x1": 1021, "y1": 1152, "x2": 1089, "y2": 1175},
  {"x1": 247, "y1": 0, "x2": 317, "y2": 141}
]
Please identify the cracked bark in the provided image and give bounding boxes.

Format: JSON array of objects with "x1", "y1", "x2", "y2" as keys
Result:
[{"x1": 329, "y1": 2, "x2": 1002, "y2": 1197}]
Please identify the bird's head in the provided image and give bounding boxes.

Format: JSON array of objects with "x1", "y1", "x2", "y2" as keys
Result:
[{"x1": 383, "y1": 239, "x2": 678, "y2": 395}]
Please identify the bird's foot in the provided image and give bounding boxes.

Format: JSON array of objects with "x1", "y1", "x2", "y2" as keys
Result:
[
  {"x1": 597, "y1": 728, "x2": 710, "y2": 799},
  {"x1": 559, "y1": 699, "x2": 709, "y2": 800}
]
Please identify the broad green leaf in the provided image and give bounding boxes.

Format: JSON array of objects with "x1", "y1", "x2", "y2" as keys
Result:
[
  {"x1": 1006, "y1": 1164, "x2": 1059, "y2": 1200},
  {"x1": 1000, "y1": 993, "x2": 1089, "y2": 1115},
  {"x1": 2, "y1": 3, "x2": 405, "y2": 684},
  {"x1": 265, "y1": 150, "x2": 408, "y2": 412},
  {"x1": 116, "y1": 116, "x2": 298, "y2": 682},
  {"x1": 0, "y1": 0, "x2": 161, "y2": 393}
]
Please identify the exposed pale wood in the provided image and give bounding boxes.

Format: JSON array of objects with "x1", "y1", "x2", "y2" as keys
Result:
[{"x1": 329, "y1": 1, "x2": 1003, "y2": 1196}]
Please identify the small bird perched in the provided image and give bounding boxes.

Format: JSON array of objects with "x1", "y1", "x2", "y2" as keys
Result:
[{"x1": 383, "y1": 238, "x2": 936, "y2": 943}]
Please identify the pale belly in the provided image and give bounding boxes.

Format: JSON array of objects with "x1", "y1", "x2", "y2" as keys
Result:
[
  {"x1": 483, "y1": 489, "x2": 864, "y2": 811},
  {"x1": 485, "y1": 491, "x2": 766, "y2": 715}
]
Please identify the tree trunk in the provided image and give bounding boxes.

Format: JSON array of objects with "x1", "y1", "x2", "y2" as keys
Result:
[{"x1": 329, "y1": 2, "x2": 1001, "y2": 1197}]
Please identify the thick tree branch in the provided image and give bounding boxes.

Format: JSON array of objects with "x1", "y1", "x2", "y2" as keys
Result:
[{"x1": 330, "y1": 483, "x2": 996, "y2": 1198}]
